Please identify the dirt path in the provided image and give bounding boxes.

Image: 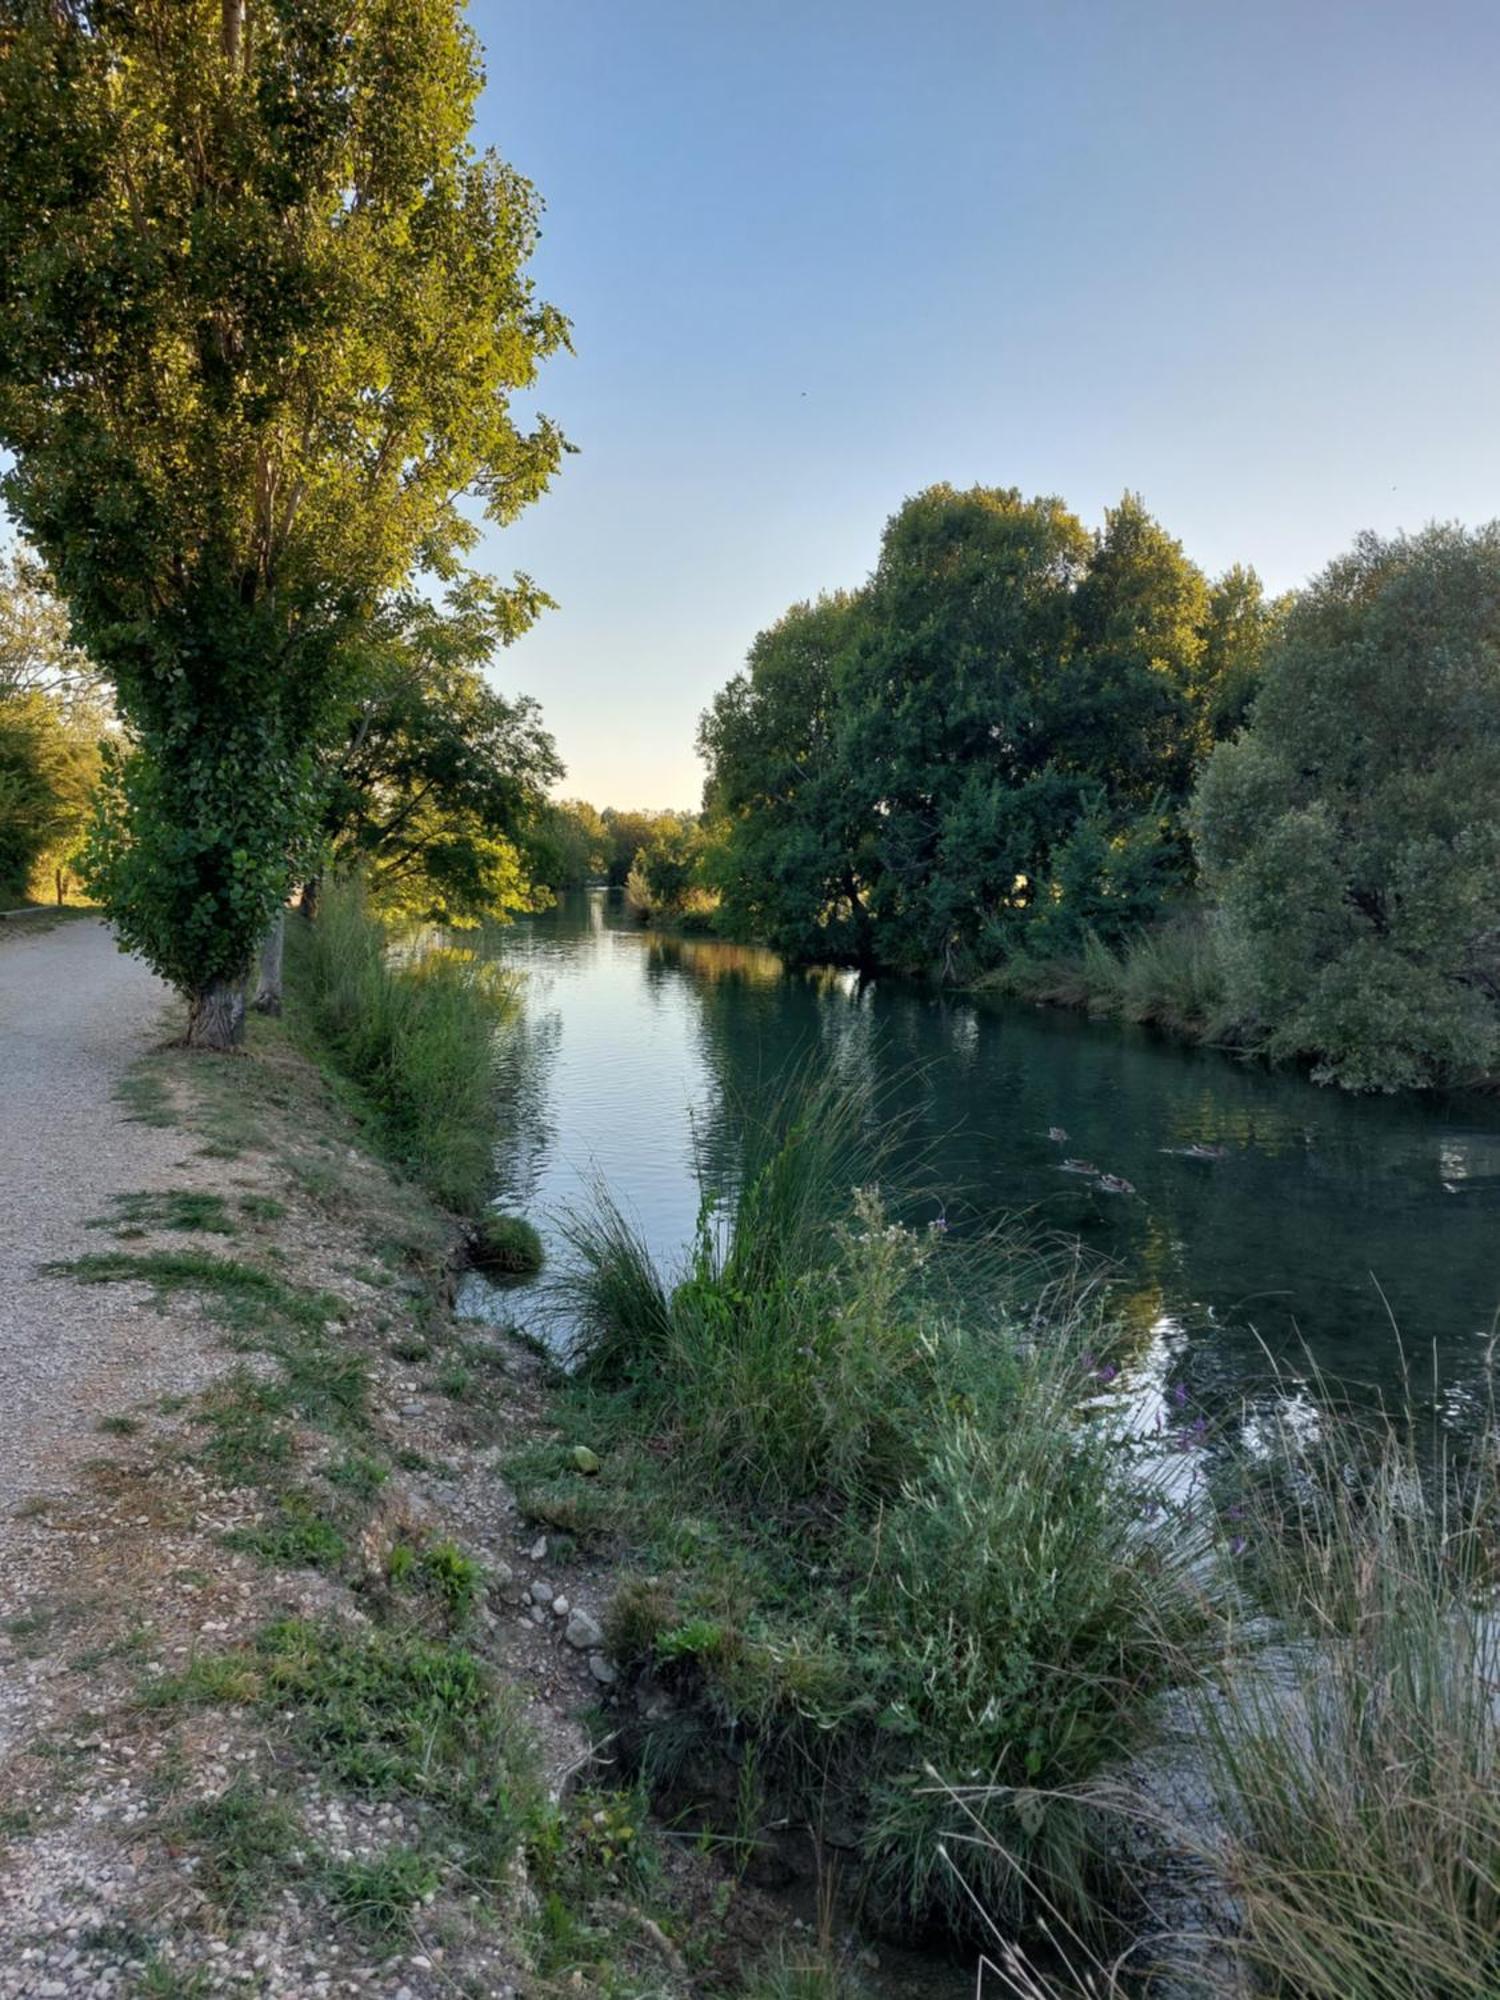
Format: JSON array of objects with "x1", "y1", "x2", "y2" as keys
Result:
[{"x1": 0, "y1": 918, "x2": 201, "y2": 1524}]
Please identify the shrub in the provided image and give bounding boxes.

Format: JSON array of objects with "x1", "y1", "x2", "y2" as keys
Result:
[
  {"x1": 553, "y1": 1078, "x2": 1206, "y2": 1942},
  {"x1": 471, "y1": 1213, "x2": 544, "y2": 1276},
  {"x1": 289, "y1": 875, "x2": 514, "y2": 1212}
]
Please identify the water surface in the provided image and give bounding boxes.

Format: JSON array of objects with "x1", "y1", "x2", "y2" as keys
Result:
[{"x1": 466, "y1": 891, "x2": 1500, "y2": 1431}]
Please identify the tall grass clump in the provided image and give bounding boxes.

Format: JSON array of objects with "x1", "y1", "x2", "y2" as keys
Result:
[
  {"x1": 547, "y1": 1076, "x2": 1209, "y2": 1944},
  {"x1": 1183, "y1": 1391, "x2": 1500, "y2": 2000},
  {"x1": 289, "y1": 876, "x2": 513, "y2": 1212},
  {"x1": 981, "y1": 917, "x2": 1232, "y2": 1044}
]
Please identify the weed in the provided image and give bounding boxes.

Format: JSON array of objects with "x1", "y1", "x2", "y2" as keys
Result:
[
  {"x1": 177, "y1": 1778, "x2": 304, "y2": 1917},
  {"x1": 96, "y1": 1413, "x2": 141, "y2": 1438},
  {"x1": 94, "y1": 1190, "x2": 239, "y2": 1236},
  {"x1": 239, "y1": 1194, "x2": 287, "y2": 1223},
  {"x1": 250, "y1": 1618, "x2": 544, "y2": 1881},
  {"x1": 325, "y1": 1449, "x2": 389, "y2": 1501},
  {"x1": 226, "y1": 1492, "x2": 346, "y2": 1570},
  {"x1": 325, "y1": 1845, "x2": 438, "y2": 1938}
]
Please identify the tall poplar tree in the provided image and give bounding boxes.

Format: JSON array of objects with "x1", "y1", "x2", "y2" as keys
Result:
[{"x1": 0, "y1": 0, "x2": 568, "y2": 1043}]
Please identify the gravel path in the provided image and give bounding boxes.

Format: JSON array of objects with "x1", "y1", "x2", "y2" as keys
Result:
[{"x1": 0, "y1": 918, "x2": 202, "y2": 1521}]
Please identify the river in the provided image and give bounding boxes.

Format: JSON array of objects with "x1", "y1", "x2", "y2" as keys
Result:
[{"x1": 461, "y1": 889, "x2": 1500, "y2": 1435}]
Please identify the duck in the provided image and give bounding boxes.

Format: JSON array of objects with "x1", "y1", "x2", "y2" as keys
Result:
[
  {"x1": 1046, "y1": 1126, "x2": 1068, "y2": 1144},
  {"x1": 1097, "y1": 1173, "x2": 1135, "y2": 1196},
  {"x1": 1058, "y1": 1158, "x2": 1098, "y2": 1176}
]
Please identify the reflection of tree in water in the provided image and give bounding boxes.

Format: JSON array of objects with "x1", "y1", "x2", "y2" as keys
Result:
[{"x1": 486, "y1": 981, "x2": 563, "y2": 1213}]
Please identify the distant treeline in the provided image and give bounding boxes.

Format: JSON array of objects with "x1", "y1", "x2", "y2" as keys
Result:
[{"x1": 681, "y1": 486, "x2": 1500, "y2": 1093}]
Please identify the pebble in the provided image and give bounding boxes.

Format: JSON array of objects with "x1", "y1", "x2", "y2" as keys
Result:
[
  {"x1": 551, "y1": 1594, "x2": 570, "y2": 1617},
  {"x1": 588, "y1": 1653, "x2": 617, "y2": 1685},
  {"x1": 527, "y1": 1535, "x2": 547, "y2": 1561}
]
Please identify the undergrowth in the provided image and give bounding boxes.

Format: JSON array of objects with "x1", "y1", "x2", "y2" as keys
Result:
[{"x1": 286, "y1": 876, "x2": 514, "y2": 1213}]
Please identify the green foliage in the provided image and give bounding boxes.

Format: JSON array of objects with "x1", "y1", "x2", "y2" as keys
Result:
[
  {"x1": 0, "y1": 555, "x2": 107, "y2": 902},
  {"x1": 325, "y1": 1846, "x2": 440, "y2": 1939},
  {"x1": 555, "y1": 1081, "x2": 1205, "y2": 1940},
  {"x1": 319, "y1": 584, "x2": 563, "y2": 927},
  {"x1": 290, "y1": 876, "x2": 513, "y2": 1211},
  {"x1": 623, "y1": 812, "x2": 715, "y2": 923},
  {"x1": 701, "y1": 486, "x2": 1268, "y2": 976},
  {"x1": 471, "y1": 1212, "x2": 545, "y2": 1275},
  {"x1": 528, "y1": 797, "x2": 609, "y2": 892},
  {"x1": 253, "y1": 1618, "x2": 539, "y2": 1878},
  {"x1": 177, "y1": 1779, "x2": 304, "y2": 1919},
  {"x1": 1193, "y1": 524, "x2": 1500, "y2": 1088},
  {"x1": 0, "y1": 2, "x2": 567, "y2": 1029}
]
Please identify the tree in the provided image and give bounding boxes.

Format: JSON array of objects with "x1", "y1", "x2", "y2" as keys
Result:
[
  {"x1": 0, "y1": 1, "x2": 568, "y2": 1044},
  {"x1": 600, "y1": 808, "x2": 676, "y2": 889},
  {"x1": 1192, "y1": 524, "x2": 1500, "y2": 1090},
  {"x1": 0, "y1": 552, "x2": 106, "y2": 901},
  {"x1": 699, "y1": 591, "x2": 879, "y2": 961},
  {"x1": 316, "y1": 583, "x2": 562, "y2": 927},
  {"x1": 624, "y1": 811, "x2": 709, "y2": 921},
  {"x1": 528, "y1": 797, "x2": 608, "y2": 892}
]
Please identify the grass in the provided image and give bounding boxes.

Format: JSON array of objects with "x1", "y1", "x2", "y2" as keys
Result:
[
  {"x1": 524, "y1": 1075, "x2": 1209, "y2": 1945},
  {"x1": 470, "y1": 1211, "x2": 545, "y2": 1275},
  {"x1": 287, "y1": 876, "x2": 515, "y2": 1214},
  {"x1": 1177, "y1": 1392, "x2": 1500, "y2": 2000},
  {"x1": 979, "y1": 915, "x2": 1238, "y2": 1044},
  {"x1": 151, "y1": 1616, "x2": 547, "y2": 1891},
  {"x1": 92, "y1": 1190, "x2": 240, "y2": 1236},
  {"x1": 177, "y1": 1778, "x2": 306, "y2": 1917}
]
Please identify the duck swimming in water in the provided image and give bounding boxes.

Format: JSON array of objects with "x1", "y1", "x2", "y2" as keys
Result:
[
  {"x1": 1058, "y1": 1158, "x2": 1098, "y2": 1176},
  {"x1": 1097, "y1": 1173, "x2": 1135, "y2": 1196},
  {"x1": 1046, "y1": 1126, "x2": 1068, "y2": 1144}
]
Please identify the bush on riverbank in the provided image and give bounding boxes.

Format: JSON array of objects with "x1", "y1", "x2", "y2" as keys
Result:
[
  {"x1": 517, "y1": 1079, "x2": 1209, "y2": 1944},
  {"x1": 288, "y1": 877, "x2": 512, "y2": 1213}
]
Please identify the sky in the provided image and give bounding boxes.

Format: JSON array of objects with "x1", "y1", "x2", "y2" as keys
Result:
[{"x1": 472, "y1": 1, "x2": 1499, "y2": 808}]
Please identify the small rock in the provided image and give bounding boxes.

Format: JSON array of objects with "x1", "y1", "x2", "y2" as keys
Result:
[
  {"x1": 551, "y1": 1594, "x2": 570, "y2": 1618},
  {"x1": 526, "y1": 1581, "x2": 554, "y2": 1606},
  {"x1": 565, "y1": 1609, "x2": 604, "y2": 1651},
  {"x1": 587, "y1": 1653, "x2": 617, "y2": 1685},
  {"x1": 570, "y1": 1445, "x2": 600, "y2": 1475},
  {"x1": 527, "y1": 1536, "x2": 547, "y2": 1562}
]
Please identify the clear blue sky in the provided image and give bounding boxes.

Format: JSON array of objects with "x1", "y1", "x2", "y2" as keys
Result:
[{"x1": 468, "y1": 0, "x2": 1500, "y2": 810}]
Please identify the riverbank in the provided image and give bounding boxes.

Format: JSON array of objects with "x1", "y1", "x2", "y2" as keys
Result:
[
  {"x1": 0, "y1": 923, "x2": 854, "y2": 1997},
  {"x1": 504, "y1": 1071, "x2": 1500, "y2": 1997}
]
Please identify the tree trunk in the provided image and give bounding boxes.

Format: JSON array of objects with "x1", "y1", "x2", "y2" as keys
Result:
[
  {"x1": 186, "y1": 975, "x2": 247, "y2": 1050},
  {"x1": 221, "y1": 0, "x2": 245, "y2": 66},
  {"x1": 252, "y1": 908, "x2": 285, "y2": 1016}
]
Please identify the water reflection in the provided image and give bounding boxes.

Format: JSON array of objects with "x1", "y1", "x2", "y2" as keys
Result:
[{"x1": 465, "y1": 891, "x2": 1500, "y2": 1432}]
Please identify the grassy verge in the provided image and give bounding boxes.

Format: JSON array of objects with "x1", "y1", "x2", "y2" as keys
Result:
[
  {"x1": 510, "y1": 1076, "x2": 1211, "y2": 1948},
  {"x1": 286, "y1": 875, "x2": 515, "y2": 1214},
  {"x1": 975, "y1": 917, "x2": 1239, "y2": 1046}
]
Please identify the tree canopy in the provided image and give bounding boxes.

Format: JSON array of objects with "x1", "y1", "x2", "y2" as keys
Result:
[
  {"x1": 0, "y1": 0, "x2": 568, "y2": 1040},
  {"x1": 701, "y1": 485, "x2": 1266, "y2": 975},
  {"x1": 1193, "y1": 524, "x2": 1500, "y2": 1090},
  {"x1": 317, "y1": 584, "x2": 563, "y2": 927}
]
